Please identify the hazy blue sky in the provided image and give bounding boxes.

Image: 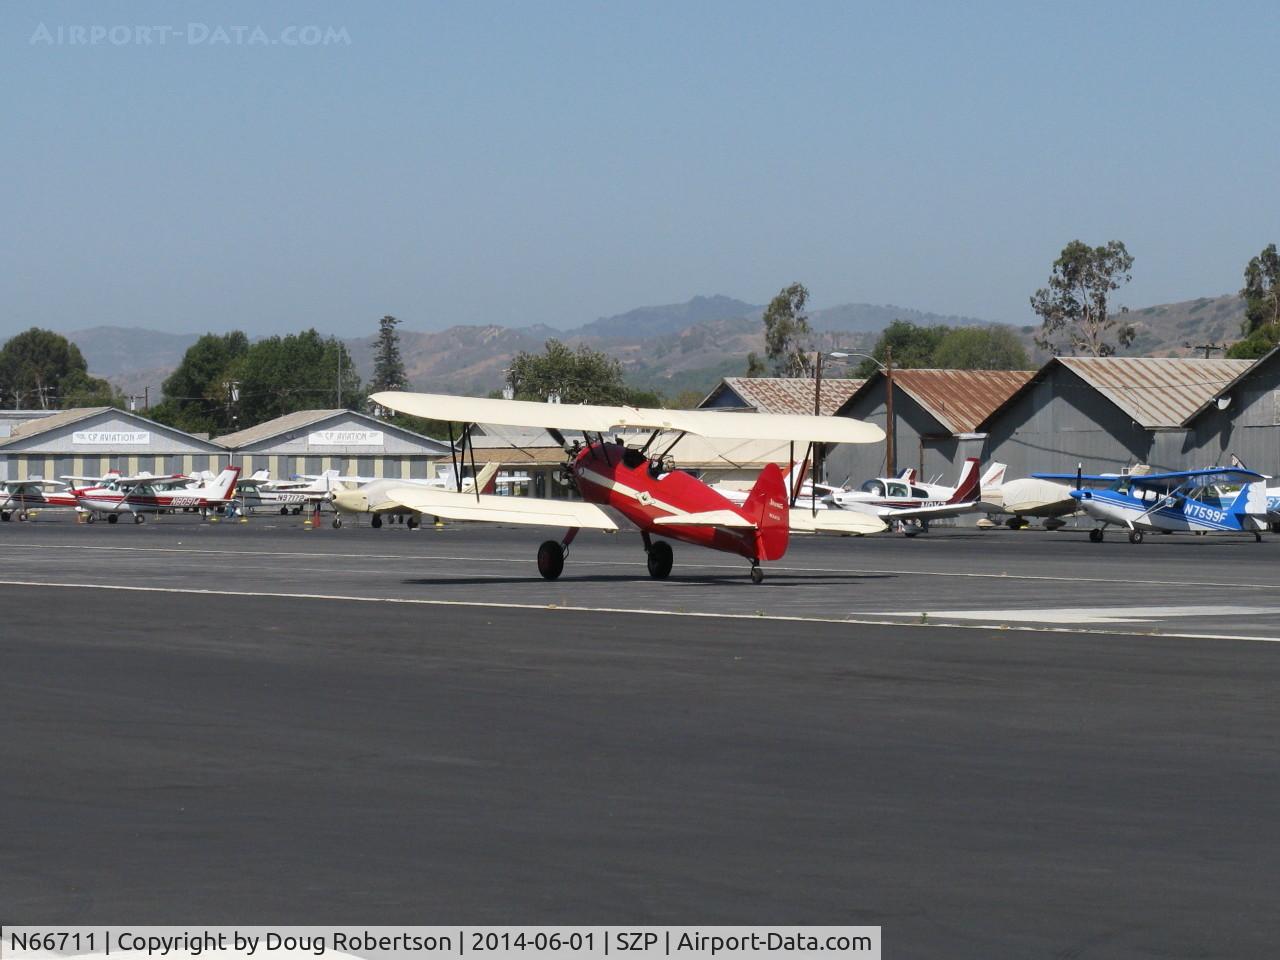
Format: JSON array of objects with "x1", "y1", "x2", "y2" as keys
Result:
[{"x1": 4, "y1": 1, "x2": 1279, "y2": 338}]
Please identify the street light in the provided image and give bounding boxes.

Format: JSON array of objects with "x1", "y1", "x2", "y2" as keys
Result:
[{"x1": 815, "y1": 347, "x2": 895, "y2": 476}]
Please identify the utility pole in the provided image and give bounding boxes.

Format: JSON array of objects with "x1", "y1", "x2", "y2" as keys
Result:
[
  {"x1": 1184, "y1": 340, "x2": 1229, "y2": 359},
  {"x1": 813, "y1": 351, "x2": 824, "y2": 486},
  {"x1": 336, "y1": 347, "x2": 342, "y2": 407},
  {"x1": 885, "y1": 345, "x2": 895, "y2": 476}
]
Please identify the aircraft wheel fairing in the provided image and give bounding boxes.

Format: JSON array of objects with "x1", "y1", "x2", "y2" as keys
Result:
[
  {"x1": 1089, "y1": 528, "x2": 1103, "y2": 543},
  {"x1": 646, "y1": 540, "x2": 673, "y2": 580},
  {"x1": 1128, "y1": 529, "x2": 1143, "y2": 544},
  {"x1": 537, "y1": 540, "x2": 565, "y2": 580},
  {"x1": 371, "y1": 515, "x2": 382, "y2": 528}
]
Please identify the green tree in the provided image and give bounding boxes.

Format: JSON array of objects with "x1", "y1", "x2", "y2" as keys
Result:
[
  {"x1": 152, "y1": 331, "x2": 251, "y2": 433},
  {"x1": 744, "y1": 352, "x2": 767, "y2": 377},
  {"x1": 932, "y1": 325, "x2": 1029, "y2": 370},
  {"x1": 231, "y1": 330, "x2": 363, "y2": 429},
  {"x1": 371, "y1": 314, "x2": 408, "y2": 392},
  {"x1": 855, "y1": 320, "x2": 950, "y2": 376},
  {"x1": 1031, "y1": 240, "x2": 1135, "y2": 356},
  {"x1": 507, "y1": 339, "x2": 640, "y2": 405},
  {"x1": 0, "y1": 328, "x2": 117, "y2": 409},
  {"x1": 762, "y1": 282, "x2": 813, "y2": 377},
  {"x1": 1227, "y1": 244, "x2": 1280, "y2": 359}
]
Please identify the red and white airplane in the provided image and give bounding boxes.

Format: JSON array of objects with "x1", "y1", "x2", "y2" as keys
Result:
[
  {"x1": 826, "y1": 458, "x2": 994, "y2": 535},
  {"x1": 73, "y1": 467, "x2": 241, "y2": 524},
  {"x1": 0, "y1": 478, "x2": 78, "y2": 521},
  {"x1": 368, "y1": 391, "x2": 884, "y2": 582}
]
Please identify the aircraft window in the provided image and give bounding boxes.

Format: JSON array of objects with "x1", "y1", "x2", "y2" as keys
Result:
[
  {"x1": 861, "y1": 480, "x2": 886, "y2": 496},
  {"x1": 911, "y1": 486, "x2": 928, "y2": 498},
  {"x1": 886, "y1": 481, "x2": 909, "y2": 498}
]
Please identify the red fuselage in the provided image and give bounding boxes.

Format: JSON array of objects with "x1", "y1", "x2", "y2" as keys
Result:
[{"x1": 570, "y1": 442, "x2": 784, "y2": 562}]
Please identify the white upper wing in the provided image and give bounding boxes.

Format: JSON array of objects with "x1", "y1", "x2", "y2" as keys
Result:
[
  {"x1": 371, "y1": 391, "x2": 884, "y2": 445},
  {"x1": 385, "y1": 486, "x2": 618, "y2": 530}
]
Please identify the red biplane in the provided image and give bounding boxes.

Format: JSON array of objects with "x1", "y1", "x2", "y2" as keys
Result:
[{"x1": 368, "y1": 392, "x2": 884, "y2": 583}]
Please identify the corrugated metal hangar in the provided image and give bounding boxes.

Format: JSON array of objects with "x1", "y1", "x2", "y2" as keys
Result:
[
  {"x1": 0, "y1": 407, "x2": 227, "y2": 482},
  {"x1": 217, "y1": 409, "x2": 451, "y2": 480}
]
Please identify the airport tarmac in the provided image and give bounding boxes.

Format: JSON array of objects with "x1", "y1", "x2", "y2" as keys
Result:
[{"x1": 4, "y1": 517, "x2": 1279, "y2": 957}]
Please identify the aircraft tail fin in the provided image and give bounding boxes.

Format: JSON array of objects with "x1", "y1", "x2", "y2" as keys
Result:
[
  {"x1": 899, "y1": 466, "x2": 917, "y2": 483},
  {"x1": 475, "y1": 462, "x2": 500, "y2": 495},
  {"x1": 1230, "y1": 480, "x2": 1267, "y2": 518},
  {"x1": 981, "y1": 462, "x2": 1006, "y2": 489},
  {"x1": 210, "y1": 466, "x2": 241, "y2": 500},
  {"x1": 948, "y1": 457, "x2": 981, "y2": 504},
  {"x1": 744, "y1": 462, "x2": 790, "y2": 561},
  {"x1": 785, "y1": 457, "x2": 810, "y2": 500}
]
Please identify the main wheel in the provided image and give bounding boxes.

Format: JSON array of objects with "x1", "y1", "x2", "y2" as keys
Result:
[
  {"x1": 107, "y1": 513, "x2": 119, "y2": 524},
  {"x1": 371, "y1": 514, "x2": 383, "y2": 529},
  {"x1": 134, "y1": 513, "x2": 145, "y2": 524},
  {"x1": 332, "y1": 515, "x2": 343, "y2": 528},
  {"x1": 0, "y1": 511, "x2": 9, "y2": 521},
  {"x1": 407, "y1": 516, "x2": 420, "y2": 529},
  {"x1": 18, "y1": 511, "x2": 29, "y2": 522},
  {"x1": 85, "y1": 512, "x2": 96, "y2": 524},
  {"x1": 279, "y1": 506, "x2": 289, "y2": 516},
  {"x1": 646, "y1": 540, "x2": 673, "y2": 579},
  {"x1": 537, "y1": 540, "x2": 565, "y2": 580},
  {"x1": 750, "y1": 565, "x2": 765, "y2": 584},
  {"x1": 1089, "y1": 528, "x2": 1103, "y2": 543},
  {"x1": 1128, "y1": 529, "x2": 1143, "y2": 544}
]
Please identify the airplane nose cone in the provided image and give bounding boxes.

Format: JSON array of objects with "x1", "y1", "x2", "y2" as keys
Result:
[{"x1": 332, "y1": 490, "x2": 367, "y2": 513}]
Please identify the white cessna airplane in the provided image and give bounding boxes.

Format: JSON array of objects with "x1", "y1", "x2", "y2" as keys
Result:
[{"x1": 825, "y1": 458, "x2": 996, "y2": 535}]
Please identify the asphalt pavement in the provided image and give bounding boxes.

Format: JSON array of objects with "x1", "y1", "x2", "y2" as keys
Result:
[{"x1": 3, "y1": 517, "x2": 1279, "y2": 957}]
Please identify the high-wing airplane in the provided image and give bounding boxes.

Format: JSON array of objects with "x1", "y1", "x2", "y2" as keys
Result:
[
  {"x1": 331, "y1": 462, "x2": 504, "y2": 528},
  {"x1": 1034, "y1": 466, "x2": 1269, "y2": 542},
  {"x1": 367, "y1": 391, "x2": 884, "y2": 582},
  {"x1": 74, "y1": 467, "x2": 241, "y2": 523},
  {"x1": 0, "y1": 478, "x2": 77, "y2": 520},
  {"x1": 825, "y1": 457, "x2": 990, "y2": 535}
]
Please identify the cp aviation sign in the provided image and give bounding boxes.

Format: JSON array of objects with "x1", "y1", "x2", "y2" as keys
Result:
[{"x1": 72, "y1": 431, "x2": 151, "y2": 445}]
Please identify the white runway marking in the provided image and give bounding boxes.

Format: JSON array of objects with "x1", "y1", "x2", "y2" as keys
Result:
[
  {"x1": 5, "y1": 541, "x2": 1280, "y2": 590},
  {"x1": 1, "y1": 577, "x2": 1279, "y2": 644},
  {"x1": 874, "y1": 605, "x2": 1280, "y2": 625}
]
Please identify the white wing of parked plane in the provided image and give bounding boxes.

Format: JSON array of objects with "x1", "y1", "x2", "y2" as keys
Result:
[
  {"x1": 370, "y1": 391, "x2": 885, "y2": 445},
  {"x1": 384, "y1": 485, "x2": 618, "y2": 530},
  {"x1": 881, "y1": 500, "x2": 983, "y2": 521},
  {"x1": 787, "y1": 509, "x2": 886, "y2": 535}
]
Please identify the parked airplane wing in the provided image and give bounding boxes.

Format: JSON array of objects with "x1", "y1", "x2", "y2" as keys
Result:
[
  {"x1": 384, "y1": 486, "x2": 618, "y2": 530},
  {"x1": 882, "y1": 501, "x2": 984, "y2": 521},
  {"x1": 787, "y1": 509, "x2": 886, "y2": 535},
  {"x1": 370, "y1": 391, "x2": 885, "y2": 445},
  {"x1": 653, "y1": 510, "x2": 755, "y2": 528}
]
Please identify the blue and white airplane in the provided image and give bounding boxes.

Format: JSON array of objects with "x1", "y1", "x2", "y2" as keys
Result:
[{"x1": 1033, "y1": 466, "x2": 1270, "y2": 543}]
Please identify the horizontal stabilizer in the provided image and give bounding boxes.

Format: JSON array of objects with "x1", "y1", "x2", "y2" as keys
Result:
[
  {"x1": 385, "y1": 486, "x2": 618, "y2": 530},
  {"x1": 653, "y1": 509, "x2": 756, "y2": 528}
]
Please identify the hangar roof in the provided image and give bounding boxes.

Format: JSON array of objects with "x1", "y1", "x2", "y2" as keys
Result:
[
  {"x1": 0, "y1": 407, "x2": 112, "y2": 446},
  {"x1": 216, "y1": 409, "x2": 451, "y2": 454},
  {"x1": 1181, "y1": 348, "x2": 1278, "y2": 424},
  {"x1": 978, "y1": 356, "x2": 1255, "y2": 430},
  {"x1": 0, "y1": 406, "x2": 225, "y2": 451},
  {"x1": 700, "y1": 377, "x2": 865, "y2": 416},
  {"x1": 841, "y1": 369, "x2": 1035, "y2": 434}
]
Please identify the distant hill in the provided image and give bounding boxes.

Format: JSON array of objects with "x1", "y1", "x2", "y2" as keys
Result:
[{"x1": 65, "y1": 292, "x2": 1252, "y2": 406}]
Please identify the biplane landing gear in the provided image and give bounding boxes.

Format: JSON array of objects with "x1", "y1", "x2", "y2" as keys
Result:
[
  {"x1": 537, "y1": 540, "x2": 565, "y2": 580},
  {"x1": 750, "y1": 562, "x2": 764, "y2": 584},
  {"x1": 646, "y1": 540, "x2": 673, "y2": 580},
  {"x1": 1089, "y1": 528, "x2": 1104, "y2": 543},
  {"x1": 107, "y1": 514, "x2": 119, "y2": 524},
  {"x1": 1128, "y1": 529, "x2": 1143, "y2": 544}
]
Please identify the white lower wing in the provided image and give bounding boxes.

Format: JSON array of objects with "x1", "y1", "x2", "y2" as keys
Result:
[
  {"x1": 385, "y1": 487, "x2": 617, "y2": 530},
  {"x1": 883, "y1": 501, "x2": 981, "y2": 521},
  {"x1": 788, "y1": 509, "x2": 886, "y2": 535}
]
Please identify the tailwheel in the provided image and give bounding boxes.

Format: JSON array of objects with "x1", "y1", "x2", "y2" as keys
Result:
[
  {"x1": 537, "y1": 540, "x2": 565, "y2": 580},
  {"x1": 371, "y1": 514, "x2": 382, "y2": 529},
  {"x1": 750, "y1": 563, "x2": 764, "y2": 584},
  {"x1": 1089, "y1": 528, "x2": 1104, "y2": 543},
  {"x1": 1128, "y1": 529, "x2": 1143, "y2": 544},
  {"x1": 332, "y1": 515, "x2": 343, "y2": 528},
  {"x1": 107, "y1": 513, "x2": 119, "y2": 524},
  {"x1": 646, "y1": 540, "x2": 673, "y2": 580}
]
